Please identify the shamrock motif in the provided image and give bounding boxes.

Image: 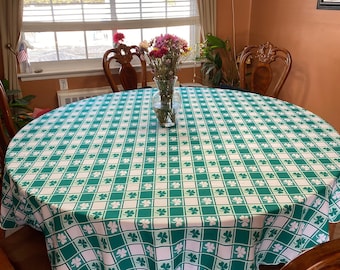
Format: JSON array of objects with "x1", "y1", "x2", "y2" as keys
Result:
[
  {"x1": 220, "y1": 206, "x2": 231, "y2": 214},
  {"x1": 223, "y1": 231, "x2": 232, "y2": 242},
  {"x1": 218, "y1": 262, "x2": 229, "y2": 269},
  {"x1": 157, "y1": 208, "x2": 166, "y2": 216},
  {"x1": 125, "y1": 210, "x2": 134, "y2": 217},
  {"x1": 136, "y1": 257, "x2": 146, "y2": 266},
  {"x1": 64, "y1": 214, "x2": 74, "y2": 225},
  {"x1": 157, "y1": 232, "x2": 168, "y2": 243},
  {"x1": 188, "y1": 253, "x2": 197, "y2": 263},
  {"x1": 127, "y1": 232, "x2": 138, "y2": 242},
  {"x1": 160, "y1": 263, "x2": 171, "y2": 270}
]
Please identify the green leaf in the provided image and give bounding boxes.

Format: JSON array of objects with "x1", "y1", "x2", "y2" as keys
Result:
[
  {"x1": 214, "y1": 53, "x2": 222, "y2": 69},
  {"x1": 213, "y1": 70, "x2": 222, "y2": 86},
  {"x1": 206, "y1": 34, "x2": 226, "y2": 49}
]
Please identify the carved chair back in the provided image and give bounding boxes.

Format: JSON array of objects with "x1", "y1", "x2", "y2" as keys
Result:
[
  {"x1": 0, "y1": 81, "x2": 16, "y2": 150},
  {"x1": 103, "y1": 44, "x2": 148, "y2": 92},
  {"x1": 239, "y1": 42, "x2": 292, "y2": 98},
  {"x1": 0, "y1": 80, "x2": 16, "y2": 179}
]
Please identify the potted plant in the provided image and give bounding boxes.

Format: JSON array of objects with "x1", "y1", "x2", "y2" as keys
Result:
[
  {"x1": 1, "y1": 79, "x2": 35, "y2": 129},
  {"x1": 199, "y1": 34, "x2": 239, "y2": 88}
]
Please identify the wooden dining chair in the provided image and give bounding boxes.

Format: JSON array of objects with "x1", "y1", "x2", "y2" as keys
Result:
[
  {"x1": 0, "y1": 81, "x2": 16, "y2": 148},
  {"x1": 0, "y1": 81, "x2": 51, "y2": 270},
  {"x1": 280, "y1": 238, "x2": 340, "y2": 270},
  {"x1": 102, "y1": 43, "x2": 148, "y2": 92},
  {"x1": 238, "y1": 41, "x2": 292, "y2": 98}
]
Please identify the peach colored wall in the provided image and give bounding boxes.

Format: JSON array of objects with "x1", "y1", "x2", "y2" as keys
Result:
[
  {"x1": 216, "y1": 0, "x2": 251, "y2": 53},
  {"x1": 20, "y1": 75, "x2": 110, "y2": 109},
  {"x1": 249, "y1": 0, "x2": 340, "y2": 132}
]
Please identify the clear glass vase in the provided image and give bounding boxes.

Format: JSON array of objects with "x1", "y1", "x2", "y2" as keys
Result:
[{"x1": 152, "y1": 76, "x2": 181, "y2": 128}]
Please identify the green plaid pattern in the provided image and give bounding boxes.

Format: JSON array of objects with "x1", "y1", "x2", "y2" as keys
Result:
[{"x1": 1, "y1": 87, "x2": 339, "y2": 270}]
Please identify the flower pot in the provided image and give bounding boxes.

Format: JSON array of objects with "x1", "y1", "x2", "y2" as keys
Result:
[{"x1": 152, "y1": 76, "x2": 181, "y2": 128}]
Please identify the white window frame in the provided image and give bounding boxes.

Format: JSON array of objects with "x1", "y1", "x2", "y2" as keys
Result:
[{"x1": 20, "y1": 0, "x2": 200, "y2": 80}]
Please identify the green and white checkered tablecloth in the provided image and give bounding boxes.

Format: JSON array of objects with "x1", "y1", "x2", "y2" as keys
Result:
[{"x1": 1, "y1": 87, "x2": 339, "y2": 270}]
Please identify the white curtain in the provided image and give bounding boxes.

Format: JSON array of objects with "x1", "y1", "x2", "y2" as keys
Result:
[
  {"x1": 197, "y1": 0, "x2": 217, "y2": 39},
  {"x1": 0, "y1": 0, "x2": 23, "y2": 90}
]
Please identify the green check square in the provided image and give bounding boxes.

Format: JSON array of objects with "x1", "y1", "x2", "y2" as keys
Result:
[
  {"x1": 60, "y1": 243, "x2": 78, "y2": 260},
  {"x1": 203, "y1": 228, "x2": 218, "y2": 241},
  {"x1": 115, "y1": 177, "x2": 128, "y2": 184},
  {"x1": 138, "y1": 209, "x2": 151, "y2": 217},
  {"x1": 169, "y1": 174, "x2": 180, "y2": 181},
  {"x1": 227, "y1": 188, "x2": 241, "y2": 196},
  {"x1": 249, "y1": 172, "x2": 263, "y2": 179},
  {"x1": 110, "y1": 193, "x2": 123, "y2": 200},
  {"x1": 80, "y1": 194, "x2": 94, "y2": 201},
  {"x1": 170, "y1": 207, "x2": 184, "y2": 216},
  {"x1": 233, "y1": 205, "x2": 249, "y2": 214},
  {"x1": 118, "y1": 258, "x2": 133, "y2": 269},
  {"x1": 170, "y1": 190, "x2": 182, "y2": 197},
  {"x1": 202, "y1": 206, "x2": 216, "y2": 215},
  {"x1": 171, "y1": 230, "x2": 185, "y2": 243},
  {"x1": 235, "y1": 229, "x2": 250, "y2": 243},
  {"x1": 140, "y1": 191, "x2": 152, "y2": 199}
]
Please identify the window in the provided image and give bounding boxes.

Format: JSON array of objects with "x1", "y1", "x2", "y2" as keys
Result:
[{"x1": 22, "y1": 0, "x2": 199, "y2": 73}]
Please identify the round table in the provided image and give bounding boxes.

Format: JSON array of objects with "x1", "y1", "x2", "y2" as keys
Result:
[{"x1": 1, "y1": 87, "x2": 339, "y2": 270}]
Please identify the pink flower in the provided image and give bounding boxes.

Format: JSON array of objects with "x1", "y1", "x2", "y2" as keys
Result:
[
  {"x1": 140, "y1": 34, "x2": 190, "y2": 80},
  {"x1": 113, "y1": 32, "x2": 125, "y2": 44}
]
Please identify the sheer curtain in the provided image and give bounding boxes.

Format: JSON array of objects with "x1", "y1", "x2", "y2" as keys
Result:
[
  {"x1": 0, "y1": 1, "x2": 23, "y2": 90},
  {"x1": 197, "y1": 0, "x2": 216, "y2": 39}
]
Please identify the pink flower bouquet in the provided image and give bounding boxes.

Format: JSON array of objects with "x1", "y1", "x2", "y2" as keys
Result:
[{"x1": 140, "y1": 34, "x2": 190, "y2": 80}]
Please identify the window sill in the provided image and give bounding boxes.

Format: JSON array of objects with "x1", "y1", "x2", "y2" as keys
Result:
[
  {"x1": 18, "y1": 60, "x2": 200, "y2": 81},
  {"x1": 19, "y1": 59, "x2": 106, "y2": 81}
]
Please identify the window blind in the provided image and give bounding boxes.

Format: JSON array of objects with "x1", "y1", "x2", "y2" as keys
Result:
[
  {"x1": 23, "y1": 0, "x2": 199, "y2": 32},
  {"x1": 22, "y1": 0, "x2": 199, "y2": 64}
]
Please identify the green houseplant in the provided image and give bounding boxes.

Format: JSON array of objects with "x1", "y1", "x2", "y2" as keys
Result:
[
  {"x1": 199, "y1": 34, "x2": 239, "y2": 88},
  {"x1": 1, "y1": 79, "x2": 35, "y2": 129}
]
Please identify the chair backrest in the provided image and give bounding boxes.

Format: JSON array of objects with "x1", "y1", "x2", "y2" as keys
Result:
[
  {"x1": 102, "y1": 44, "x2": 148, "y2": 92},
  {"x1": 239, "y1": 41, "x2": 292, "y2": 98},
  {"x1": 280, "y1": 238, "x2": 340, "y2": 270},
  {"x1": 0, "y1": 81, "x2": 16, "y2": 155}
]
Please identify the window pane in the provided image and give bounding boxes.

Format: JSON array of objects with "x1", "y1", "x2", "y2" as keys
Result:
[
  {"x1": 142, "y1": 28, "x2": 166, "y2": 42},
  {"x1": 86, "y1": 30, "x2": 113, "y2": 59},
  {"x1": 118, "y1": 29, "x2": 142, "y2": 46},
  {"x1": 25, "y1": 32, "x2": 57, "y2": 62},
  {"x1": 22, "y1": 0, "x2": 199, "y2": 64},
  {"x1": 57, "y1": 32, "x2": 86, "y2": 60},
  {"x1": 168, "y1": 25, "x2": 190, "y2": 43}
]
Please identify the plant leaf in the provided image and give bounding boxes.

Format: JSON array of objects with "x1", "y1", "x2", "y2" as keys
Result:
[{"x1": 206, "y1": 34, "x2": 226, "y2": 49}]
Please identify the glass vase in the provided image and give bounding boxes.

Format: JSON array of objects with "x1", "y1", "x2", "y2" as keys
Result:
[{"x1": 152, "y1": 76, "x2": 181, "y2": 128}]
